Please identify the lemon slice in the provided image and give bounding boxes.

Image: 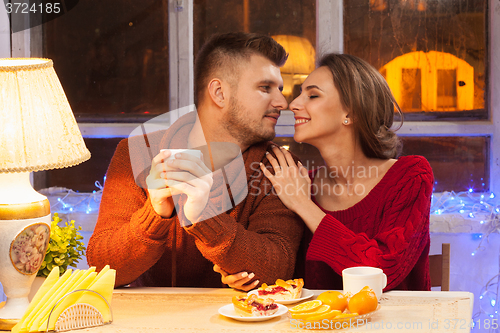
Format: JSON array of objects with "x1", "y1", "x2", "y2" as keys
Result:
[
  {"x1": 291, "y1": 305, "x2": 330, "y2": 319},
  {"x1": 289, "y1": 300, "x2": 322, "y2": 313}
]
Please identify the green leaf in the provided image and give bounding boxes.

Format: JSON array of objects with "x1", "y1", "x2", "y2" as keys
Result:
[{"x1": 38, "y1": 212, "x2": 87, "y2": 277}]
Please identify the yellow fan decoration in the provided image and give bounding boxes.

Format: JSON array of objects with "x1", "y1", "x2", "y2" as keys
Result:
[{"x1": 12, "y1": 265, "x2": 115, "y2": 333}]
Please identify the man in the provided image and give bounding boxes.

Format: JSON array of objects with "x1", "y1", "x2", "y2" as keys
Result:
[{"x1": 87, "y1": 32, "x2": 304, "y2": 288}]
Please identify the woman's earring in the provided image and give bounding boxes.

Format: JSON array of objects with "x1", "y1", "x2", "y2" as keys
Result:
[{"x1": 343, "y1": 119, "x2": 349, "y2": 125}]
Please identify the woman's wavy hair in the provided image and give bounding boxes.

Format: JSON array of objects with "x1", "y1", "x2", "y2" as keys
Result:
[{"x1": 318, "y1": 53, "x2": 403, "y2": 159}]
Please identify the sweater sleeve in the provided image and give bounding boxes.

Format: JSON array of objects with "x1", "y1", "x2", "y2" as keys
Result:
[
  {"x1": 183, "y1": 168, "x2": 304, "y2": 286},
  {"x1": 306, "y1": 160, "x2": 433, "y2": 290},
  {"x1": 86, "y1": 139, "x2": 176, "y2": 287}
]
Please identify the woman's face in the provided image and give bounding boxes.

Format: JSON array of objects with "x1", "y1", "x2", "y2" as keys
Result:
[{"x1": 289, "y1": 66, "x2": 349, "y2": 146}]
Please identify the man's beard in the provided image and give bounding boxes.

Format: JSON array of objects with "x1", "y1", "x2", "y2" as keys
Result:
[{"x1": 222, "y1": 95, "x2": 279, "y2": 147}]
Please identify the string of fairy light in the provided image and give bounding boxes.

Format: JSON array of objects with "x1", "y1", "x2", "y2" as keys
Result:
[{"x1": 431, "y1": 189, "x2": 499, "y2": 327}]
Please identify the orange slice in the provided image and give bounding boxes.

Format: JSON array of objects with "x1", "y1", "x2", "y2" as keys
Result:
[
  {"x1": 334, "y1": 313, "x2": 359, "y2": 318},
  {"x1": 290, "y1": 305, "x2": 330, "y2": 319},
  {"x1": 289, "y1": 300, "x2": 322, "y2": 313},
  {"x1": 276, "y1": 279, "x2": 291, "y2": 289},
  {"x1": 306, "y1": 309, "x2": 342, "y2": 321}
]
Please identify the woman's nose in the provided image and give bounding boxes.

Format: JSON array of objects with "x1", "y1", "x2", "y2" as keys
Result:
[{"x1": 289, "y1": 97, "x2": 302, "y2": 112}]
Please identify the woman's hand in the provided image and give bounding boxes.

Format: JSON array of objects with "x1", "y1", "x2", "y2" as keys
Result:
[
  {"x1": 213, "y1": 265, "x2": 259, "y2": 291},
  {"x1": 260, "y1": 146, "x2": 311, "y2": 213}
]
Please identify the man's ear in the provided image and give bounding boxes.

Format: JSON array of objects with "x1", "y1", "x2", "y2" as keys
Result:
[{"x1": 208, "y1": 78, "x2": 226, "y2": 108}]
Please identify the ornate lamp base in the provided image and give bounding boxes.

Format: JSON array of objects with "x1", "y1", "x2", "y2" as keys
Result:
[
  {"x1": 0, "y1": 318, "x2": 18, "y2": 331},
  {"x1": 0, "y1": 200, "x2": 51, "y2": 328}
]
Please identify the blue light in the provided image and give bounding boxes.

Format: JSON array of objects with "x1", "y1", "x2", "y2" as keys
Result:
[
  {"x1": 471, "y1": 252, "x2": 476, "y2": 256},
  {"x1": 491, "y1": 299, "x2": 496, "y2": 307},
  {"x1": 468, "y1": 213, "x2": 475, "y2": 218},
  {"x1": 468, "y1": 188, "x2": 474, "y2": 193},
  {"x1": 490, "y1": 193, "x2": 495, "y2": 199},
  {"x1": 480, "y1": 221, "x2": 484, "y2": 224},
  {"x1": 459, "y1": 209, "x2": 465, "y2": 214},
  {"x1": 451, "y1": 197, "x2": 455, "y2": 200},
  {"x1": 480, "y1": 295, "x2": 483, "y2": 299},
  {"x1": 472, "y1": 233, "x2": 483, "y2": 240},
  {"x1": 480, "y1": 195, "x2": 484, "y2": 199}
]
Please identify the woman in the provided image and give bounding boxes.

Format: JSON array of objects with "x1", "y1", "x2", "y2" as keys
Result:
[{"x1": 214, "y1": 53, "x2": 433, "y2": 292}]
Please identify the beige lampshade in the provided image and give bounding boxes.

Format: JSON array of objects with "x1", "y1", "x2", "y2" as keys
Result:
[{"x1": 0, "y1": 58, "x2": 90, "y2": 173}]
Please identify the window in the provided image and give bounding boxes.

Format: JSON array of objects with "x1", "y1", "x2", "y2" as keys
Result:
[
  {"x1": 344, "y1": 0, "x2": 486, "y2": 119},
  {"x1": 6, "y1": 0, "x2": 498, "y2": 195},
  {"x1": 194, "y1": 0, "x2": 316, "y2": 103},
  {"x1": 338, "y1": 0, "x2": 494, "y2": 192},
  {"x1": 43, "y1": 0, "x2": 170, "y2": 121}
]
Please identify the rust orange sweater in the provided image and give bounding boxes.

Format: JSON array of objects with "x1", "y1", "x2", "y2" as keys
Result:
[{"x1": 87, "y1": 112, "x2": 304, "y2": 288}]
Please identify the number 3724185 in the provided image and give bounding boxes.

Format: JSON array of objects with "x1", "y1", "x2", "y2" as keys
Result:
[
  {"x1": 444, "y1": 318, "x2": 498, "y2": 330},
  {"x1": 6, "y1": 2, "x2": 61, "y2": 14}
]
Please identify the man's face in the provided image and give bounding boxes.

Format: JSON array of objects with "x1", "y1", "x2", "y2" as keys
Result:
[{"x1": 221, "y1": 54, "x2": 287, "y2": 149}]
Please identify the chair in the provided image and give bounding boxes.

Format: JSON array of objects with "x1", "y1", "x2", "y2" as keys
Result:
[{"x1": 429, "y1": 243, "x2": 450, "y2": 291}]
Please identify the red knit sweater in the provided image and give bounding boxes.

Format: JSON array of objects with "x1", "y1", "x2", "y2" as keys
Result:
[
  {"x1": 294, "y1": 155, "x2": 433, "y2": 291},
  {"x1": 87, "y1": 112, "x2": 304, "y2": 288}
]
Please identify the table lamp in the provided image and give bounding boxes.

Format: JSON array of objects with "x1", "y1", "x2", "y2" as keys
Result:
[{"x1": 0, "y1": 58, "x2": 90, "y2": 330}]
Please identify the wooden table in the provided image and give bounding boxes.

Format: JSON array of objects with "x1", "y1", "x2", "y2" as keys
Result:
[{"x1": 74, "y1": 288, "x2": 474, "y2": 333}]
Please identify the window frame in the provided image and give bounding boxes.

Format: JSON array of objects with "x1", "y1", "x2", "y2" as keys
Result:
[{"x1": 6, "y1": 0, "x2": 499, "y2": 194}]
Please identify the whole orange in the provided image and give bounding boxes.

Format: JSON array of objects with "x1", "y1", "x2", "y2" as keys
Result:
[
  {"x1": 347, "y1": 287, "x2": 378, "y2": 315},
  {"x1": 317, "y1": 291, "x2": 348, "y2": 312}
]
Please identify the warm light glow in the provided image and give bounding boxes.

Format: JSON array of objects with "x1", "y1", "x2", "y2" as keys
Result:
[
  {"x1": 271, "y1": 35, "x2": 315, "y2": 101},
  {"x1": 0, "y1": 58, "x2": 90, "y2": 173},
  {"x1": 380, "y1": 51, "x2": 476, "y2": 112},
  {"x1": 0, "y1": 58, "x2": 47, "y2": 67}
]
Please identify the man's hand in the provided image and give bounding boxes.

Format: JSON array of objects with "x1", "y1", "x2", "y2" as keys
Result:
[
  {"x1": 213, "y1": 265, "x2": 259, "y2": 291},
  {"x1": 146, "y1": 150, "x2": 177, "y2": 218},
  {"x1": 162, "y1": 150, "x2": 213, "y2": 223}
]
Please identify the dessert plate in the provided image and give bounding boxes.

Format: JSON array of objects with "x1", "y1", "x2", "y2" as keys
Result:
[
  {"x1": 218, "y1": 303, "x2": 288, "y2": 322},
  {"x1": 248, "y1": 288, "x2": 315, "y2": 305}
]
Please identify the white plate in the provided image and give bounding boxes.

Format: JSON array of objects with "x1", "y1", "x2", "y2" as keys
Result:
[
  {"x1": 248, "y1": 288, "x2": 315, "y2": 305},
  {"x1": 218, "y1": 303, "x2": 288, "y2": 322}
]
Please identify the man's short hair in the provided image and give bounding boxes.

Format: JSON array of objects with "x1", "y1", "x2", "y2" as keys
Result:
[{"x1": 194, "y1": 32, "x2": 288, "y2": 108}]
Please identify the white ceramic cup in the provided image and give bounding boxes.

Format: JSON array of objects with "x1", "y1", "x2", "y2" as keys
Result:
[
  {"x1": 160, "y1": 149, "x2": 202, "y2": 160},
  {"x1": 342, "y1": 266, "x2": 387, "y2": 299}
]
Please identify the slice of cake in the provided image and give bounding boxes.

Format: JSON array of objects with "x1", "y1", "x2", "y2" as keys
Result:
[
  {"x1": 232, "y1": 294, "x2": 279, "y2": 317},
  {"x1": 257, "y1": 278, "x2": 304, "y2": 301}
]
